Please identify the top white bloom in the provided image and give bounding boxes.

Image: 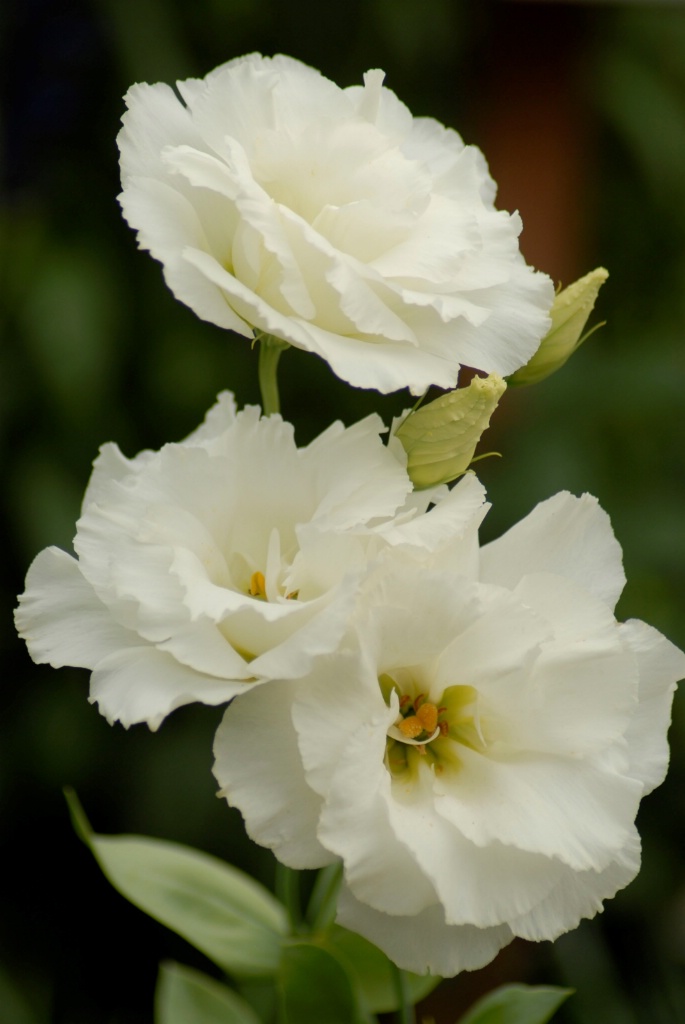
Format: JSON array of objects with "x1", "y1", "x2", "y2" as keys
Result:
[
  {"x1": 118, "y1": 53, "x2": 554, "y2": 395},
  {"x1": 14, "y1": 392, "x2": 486, "y2": 730}
]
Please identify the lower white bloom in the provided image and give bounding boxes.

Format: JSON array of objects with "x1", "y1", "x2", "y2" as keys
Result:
[
  {"x1": 15, "y1": 392, "x2": 485, "y2": 730},
  {"x1": 213, "y1": 492, "x2": 685, "y2": 976}
]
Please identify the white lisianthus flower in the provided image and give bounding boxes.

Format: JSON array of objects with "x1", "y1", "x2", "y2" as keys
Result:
[
  {"x1": 118, "y1": 53, "x2": 554, "y2": 395},
  {"x1": 213, "y1": 492, "x2": 685, "y2": 976},
  {"x1": 15, "y1": 392, "x2": 487, "y2": 730}
]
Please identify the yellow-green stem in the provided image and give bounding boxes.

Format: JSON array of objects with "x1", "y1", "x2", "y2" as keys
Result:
[
  {"x1": 257, "y1": 333, "x2": 289, "y2": 415},
  {"x1": 391, "y1": 962, "x2": 416, "y2": 1024},
  {"x1": 275, "y1": 862, "x2": 302, "y2": 934}
]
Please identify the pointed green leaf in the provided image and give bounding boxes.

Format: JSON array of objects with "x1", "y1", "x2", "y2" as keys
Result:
[
  {"x1": 458, "y1": 983, "x2": 573, "y2": 1024},
  {"x1": 395, "y1": 374, "x2": 506, "y2": 488},
  {"x1": 279, "y1": 942, "x2": 364, "y2": 1024},
  {"x1": 155, "y1": 962, "x2": 261, "y2": 1024},
  {"x1": 322, "y1": 925, "x2": 440, "y2": 1013},
  {"x1": 65, "y1": 789, "x2": 287, "y2": 977}
]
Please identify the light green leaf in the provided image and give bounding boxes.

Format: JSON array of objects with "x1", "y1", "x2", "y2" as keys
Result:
[
  {"x1": 395, "y1": 374, "x2": 506, "y2": 489},
  {"x1": 458, "y1": 983, "x2": 573, "y2": 1024},
  {"x1": 155, "y1": 962, "x2": 261, "y2": 1024},
  {"x1": 322, "y1": 925, "x2": 440, "y2": 1013},
  {"x1": 279, "y1": 942, "x2": 363, "y2": 1024},
  {"x1": 66, "y1": 789, "x2": 288, "y2": 977},
  {"x1": 0, "y1": 964, "x2": 47, "y2": 1024}
]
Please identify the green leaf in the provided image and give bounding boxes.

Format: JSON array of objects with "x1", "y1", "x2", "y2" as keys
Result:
[
  {"x1": 0, "y1": 964, "x2": 47, "y2": 1024},
  {"x1": 65, "y1": 789, "x2": 288, "y2": 977},
  {"x1": 279, "y1": 942, "x2": 363, "y2": 1024},
  {"x1": 458, "y1": 984, "x2": 573, "y2": 1024},
  {"x1": 155, "y1": 962, "x2": 261, "y2": 1024},
  {"x1": 322, "y1": 925, "x2": 440, "y2": 1014}
]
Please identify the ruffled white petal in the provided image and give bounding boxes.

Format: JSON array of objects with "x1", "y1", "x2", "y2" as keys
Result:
[
  {"x1": 336, "y1": 887, "x2": 513, "y2": 978},
  {"x1": 619, "y1": 619, "x2": 685, "y2": 793},
  {"x1": 213, "y1": 682, "x2": 334, "y2": 868},
  {"x1": 15, "y1": 547, "x2": 140, "y2": 669},
  {"x1": 89, "y1": 646, "x2": 247, "y2": 730},
  {"x1": 509, "y1": 832, "x2": 641, "y2": 941},
  {"x1": 480, "y1": 491, "x2": 626, "y2": 609}
]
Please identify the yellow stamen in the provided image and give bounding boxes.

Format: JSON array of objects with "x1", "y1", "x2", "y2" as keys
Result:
[
  {"x1": 249, "y1": 571, "x2": 267, "y2": 599},
  {"x1": 398, "y1": 716, "x2": 424, "y2": 739},
  {"x1": 416, "y1": 702, "x2": 438, "y2": 734}
]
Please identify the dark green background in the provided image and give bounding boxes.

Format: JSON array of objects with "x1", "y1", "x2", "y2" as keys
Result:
[{"x1": 2, "y1": 1, "x2": 685, "y2": 1021}]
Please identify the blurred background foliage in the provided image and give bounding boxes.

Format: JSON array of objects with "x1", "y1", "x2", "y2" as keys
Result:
[{"x1": 2, "y1": 0, "x2": 685, "y2": 1021}]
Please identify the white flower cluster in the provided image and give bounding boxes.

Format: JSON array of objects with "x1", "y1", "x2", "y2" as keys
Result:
[
  {"x1": 117, "y1": 53, "x2": 553, "y2": 395},
  {"x1": 14, "y1": 52, "x2": 685, "y2": 982},
  {"x1": 16, "y1": 393, "x2": 685, "y2": 976}
]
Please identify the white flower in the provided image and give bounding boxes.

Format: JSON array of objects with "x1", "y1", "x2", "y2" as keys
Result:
[
  {"x1": 213, "y1": 492, "x2": 685, "y2": 976},
  {"x1": 118, "y1": 53, "x2": 554, "y2": 395},
  {"x1": 15, "y1": 392, "x2": 487, "y2": 730}
]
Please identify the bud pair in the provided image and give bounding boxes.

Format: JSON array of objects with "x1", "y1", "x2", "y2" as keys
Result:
[{"x1": 395, "y1": 268, "x2": 608, "y2": 489}]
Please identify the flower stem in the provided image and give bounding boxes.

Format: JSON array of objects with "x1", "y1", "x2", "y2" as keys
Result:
[
  {"x1": 306, "y1": 862, "x2": 343, "y2": 932},
  {"x1": 275, "y1": 862, "x2": 302, "y2": 933},
  {"x1": 391, "y1": 962, "x2": 416, "y2": 1024},
  {"x1": 257, "y1": 332, "x2": 289, "y2": 416}
]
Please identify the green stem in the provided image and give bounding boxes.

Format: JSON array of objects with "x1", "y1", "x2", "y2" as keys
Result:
[
  {"x1": 275, "y1": 862, "x2": 302, "y2": 933},
  {"x1": 391, "y1": 962, "x2": 415, "y2": 1024},
  {"x1": 306, "y1": 862, "x2": 343, "y2": 932},
  {"x1": 257, "y1": 332, "x2": 289, "y2": 415}
]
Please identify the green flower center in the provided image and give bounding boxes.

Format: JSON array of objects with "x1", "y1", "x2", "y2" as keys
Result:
[{"x1": 379, "y1": 673, "x2": 483, "y2": 780}]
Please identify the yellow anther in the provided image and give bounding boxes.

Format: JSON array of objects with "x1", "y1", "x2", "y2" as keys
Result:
[
  {"x1": 249, "y1": 571, "x2": 267, "y2": 599},
  {"x1": 416, "y1": 702, "x2": 438, "y2": 734},
  {"x1": 398, "y1": 716, "x2": 424, "y2": 739}
]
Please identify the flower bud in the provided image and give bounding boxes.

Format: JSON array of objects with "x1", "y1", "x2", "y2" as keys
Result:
[
  {"x1": 395, "y1": 373, "x2": 506, "y2": 489},
  {"x1": 509, "y1": 267, "x2": 609, "y2": 387}
]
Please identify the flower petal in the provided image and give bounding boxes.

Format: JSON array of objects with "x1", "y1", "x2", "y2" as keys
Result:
[
  {"x1": 480, "y1": 492, "x2": 625, "y2": 609},
  {"x1": 619, "y1": 619, "x2": 685, "y2": 794},
  {"x1": 15, "y1": 547, "x2": 139, "y2": 669},
  {"x1": 213, "y1": 681, "x2": 334, "y2": 869},
  {"x1": 336, "y1": 886, "x2": 512, "y2": 978},
  {"x1": 89, "y1": 646, "x2": 246, "y2": 729}
]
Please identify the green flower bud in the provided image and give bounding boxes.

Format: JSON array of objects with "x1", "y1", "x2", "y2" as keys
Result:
[
  {"x1": 395, "y1": 373, "x2": 506, "y2": 489},
  {"x1": 509, "y1": 267, "x2": 609, "y2": 387}
]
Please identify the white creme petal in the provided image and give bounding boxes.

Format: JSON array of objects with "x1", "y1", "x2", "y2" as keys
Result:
[
  {"x1": 336, "y1": 886, "x2": 512, "y2": 978},
  {"x1": 213, "y1": 682, "x2": 334, "y2": 869},
  {"x1": 480, "y1": 492, "x2": 625, "y2": 610},
  {"x1": 15, "y1": 547, "x2": 140, "y2": 669}
]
